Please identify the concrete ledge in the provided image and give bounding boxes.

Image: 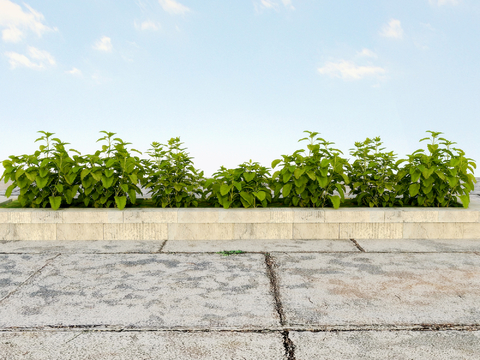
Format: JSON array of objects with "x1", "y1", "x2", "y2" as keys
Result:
[{"x1": 0, "y1": 205, "x2": 479, "y2": 240}]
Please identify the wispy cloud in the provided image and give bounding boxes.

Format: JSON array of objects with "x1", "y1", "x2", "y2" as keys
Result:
[
  {"x1": 0, "y1": 0, "x2": 56, "y2": 43},
  {"x1": 318, "y1": 60, "x2": 385, "y2": 80},
  {"x1": 254, "y1": 0, "x2": 295, "y2": 13},
  {"x1": 134, "y1": 20, "x2": 160, "y2": 31},
  {"x1": 356, "y1": 48, "x2": 378, "y2": 58},
  {"x1": 66, "y1": 67, "x2": 82, "y2": 76},
  {"x1": 158, "y1": 0, "x2": 190, "y2": 15},
  {"x1": 5, "y1": 46, "x2": 55, "y2": 69},
  {"x1": 379, "y1": 19, "x2": 404, "y2": 39},
  {"x1": 93, "y1": 36, "x2": 113, "y2": 52},
  {"x1": 429, "y1": 0, "x2": 460, "y2": 5}
]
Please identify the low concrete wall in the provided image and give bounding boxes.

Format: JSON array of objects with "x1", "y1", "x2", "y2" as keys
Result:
[{"x1": 1, "y1": 202, "x2": 480, "y2": 240}]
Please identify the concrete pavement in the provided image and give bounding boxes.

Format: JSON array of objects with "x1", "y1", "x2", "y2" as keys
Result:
[{"x1": 1, "y1": 239, "x2": 480, "y2": 359}]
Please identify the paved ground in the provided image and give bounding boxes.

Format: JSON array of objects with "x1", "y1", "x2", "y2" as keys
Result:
[{"x1": 1, "y1": 239, "x2": 480, "y2": 359}]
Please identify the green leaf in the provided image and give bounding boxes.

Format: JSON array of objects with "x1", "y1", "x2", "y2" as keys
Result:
[
  {"x1": 105, "y1": 169, "x2": 115, "y2": 178},
  {"x1": 39, "y1": 167, "x2": 49, "y2": 178},
  {"x1": 128, "y1": 189, "x2": 137, "y2": 204},
  {"x1": 121, "y1": 184, "x2": 129, "y2": 193},
  {"x1": 283, "y1": 172, "x2": 292, "y2": 183},
  {"x1": 81, "y1": 168, "x2": 91, "y2": 180},
  {"x1": 294, "y1": 168, "x2": 305, "y2": 179},
  {"x1": 409, "y1": 183, "x2": 420, "y2": 197},
  {"x1": 128, "y1": 174, "x2": 138, "y2": 184},
  {"x1": 448, "y1": 176, "x2": 458, "y2": 187},
  {"x1": 411, "y1": 171, "x2": 421, "y2": 183},
  {"x1": 255, "y1": 191, "x2": 266, "y2": 201},
  {"x1": 36, "y1": 175, "x2": 49, "y2": 189},
  {"x1": 240, "y1": 191, "x2": 253, "y2": 204},
  {"x1": 49, "y1": 196, "x2": 62, "y2": 210},
  {"x1": 306, "y1": 171, "x2": 316, "y2": 181},
  {"x1": 91, "y1": 171, "x2": 102, "y2": 181},
  {"x1": 106, "y1": 158, "x2": 116, "y2": 167},
  {"x1": 459, "y1": 194, "x2": 470, "y2": 208},
  {"x1": 271, "y1": 159, "x2": 281, "y2": 169},
  {"x1": 329, "y1": 195, "x2": 341, "y2": 209},
  {"x1": 244, "y1": 172, "x2": 255, "y2": 182},
  {"x1": 317, "y1": 176, "x2": 329, "y2": 188},
  {"x1": 101, "y1": 175, "x2": 114, "y2": 188},
  {"x1": 115, "y1": 196, "x2": 127, "y2": 210},
  {"x1": 15, "y1": 168, "x2": 25, "y2": 180},
  {"x1": 174, "y1": 183, "x2": 182, "y2": 191},
  {"x1": 25, "y1": 171, "x2": 37, "y2": 181},
  {"x1": 5, "y1": 184, "x2": 16, "y2": 198},
  {"x1": 282, "y1": 183, "x2": 292, "y2": 198},
  {"x1": 220, "y1": 184, "x2": 231, "y2": 196},
  {"x1": 55, "y1": 184, "x2": 64, "y2": 193},
  {"x1": 288, "y1": 165, "x2": 296, "y2": 173}
]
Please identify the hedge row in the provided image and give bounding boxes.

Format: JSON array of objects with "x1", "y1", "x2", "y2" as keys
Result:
[{"x1": 1, "y1": 130, "x2": 476, "y2": 210}]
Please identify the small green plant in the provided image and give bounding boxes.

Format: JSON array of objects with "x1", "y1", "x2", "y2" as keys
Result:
[
  {"x1": 397, "y1": 131, "x2": 476, "y2": 208},
  {"x1": 206, "y1": 160, "x2": 272, "y2": 208},
  {"x1": 1, "y1": 131, "x2": 82, "y2": 210},
  {"x1": 271, "y1": 131, "x2": 349, "y2": 208},
  {"x1": 76, "y1": 131, "x2": 144, "y2": 210},
  {"x1": 348, "y1": 137, "x2": 402, "y2": 207},
  {"x1": 144, "y1": 137, "x2": 204, "y2": 208},
  {"x1": 217, "y1": 250, "x2": 245, "y2": 256}
]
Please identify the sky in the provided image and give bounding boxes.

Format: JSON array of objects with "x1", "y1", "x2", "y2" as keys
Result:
[{"x1": 0, "y1": 0, "x2": 479, "y2": 177}]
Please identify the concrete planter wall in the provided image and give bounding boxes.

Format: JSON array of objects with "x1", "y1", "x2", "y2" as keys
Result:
[{"x1": 1, "y1": 204, "x2": 479, "y2": 241}]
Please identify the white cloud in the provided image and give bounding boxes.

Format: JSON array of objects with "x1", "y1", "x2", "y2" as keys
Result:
[
  {"x1": 0, "y1": 0, "x2": 55, "y2": 43},
  {"x1": 356, "y1": 48, "x2": 378, "y2": 58},
  {"x1": 429, "y1": 0, "x2": 460, "y2": 5},
  {"x1": 379, "y1": 19, "x2": 404, "y2": 39},
  {"x1": 318, "y1": 60, "x2": 385, "y2": 80},
  {"x1": 254, "y1": 0, "x2": 295, "y2": 12},
  {"x1": 158, "y1": 0, "x2": 190, "y2": 15},
  {"x1": 5, "y1": 46, "x2": 55, "y2": 69},
  {"x1": 66, "y1": 67, "x2": 82, "y2": 76},
  {"x1": 93, "y1": 36, "x2": 113, "y2": 52},
  {"x1": 135, "y1": 20, "x2": 160, "y2": 31}
]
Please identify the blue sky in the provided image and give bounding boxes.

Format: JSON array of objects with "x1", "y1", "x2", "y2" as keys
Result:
[{"x1": 1, "y1": 0, "x2": 479, "y2": 176}]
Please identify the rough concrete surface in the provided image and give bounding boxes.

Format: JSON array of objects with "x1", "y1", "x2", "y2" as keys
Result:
[
  {"x1": 291, "y1": 330, "x2": 480, "y2": 359},
  {"x1": 163, "y1": 239, "x2": 359, "y2": 253},
  {"x1": 0, "y1": 331, "x2": 286, "y2": 360},
  {"x1": 274, "y1": 252, "x2": 480, "y2": 326},
  {"x1": 357, "y1": 238, "x2": 480, "y2": 252},
  {"x1": 0, "y1": 240, "x2": 166, "y2": 254},
  {"x1": 1, "y1": 239, "x2": 480, "y2": 359},
  {"x1": 0, "y1": 253, "x2": 279, "y2": 330}
]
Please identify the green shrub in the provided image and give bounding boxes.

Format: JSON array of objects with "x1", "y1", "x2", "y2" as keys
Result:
[
  {"x1": 396, "y1": 131, "x2": 476, "y2": 208},
  {"x1": 206, "y1": 160, "x2": 272, "y2": 208},
  {"x1": 270, "y1": 131, "x2": 349, "y2": 209},
  {"x1": 144, "y1": 137, "x2": 204, "y2": 208},
  {"x1": 347, "y1": 137, "x2": 402, "y2": 207}
]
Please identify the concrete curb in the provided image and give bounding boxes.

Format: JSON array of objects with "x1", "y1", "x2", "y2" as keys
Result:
[{"x1": 1, "y1": 203, "x2": 480, "y2": 240}]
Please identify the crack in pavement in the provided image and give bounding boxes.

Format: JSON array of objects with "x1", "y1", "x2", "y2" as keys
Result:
[
  {"x1": 350, "y1": 238, "x2": 366, "y2": 252},
  {"x1": 0, "y1": 253, "x2": 61, "y2": 305}
]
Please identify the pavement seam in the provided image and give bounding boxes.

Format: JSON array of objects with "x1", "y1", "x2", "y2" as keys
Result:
[
  {"x1": 156, "y1": 240, "x2": 167, "y2": 253},
  {"x1": 264, "y1": 253, "x2": 296, "y2": 360},
  {"x1": 0, "y1": 253, "x2": 61, "y2": 305},
  {"x1": 349, "y1": 238, "x2": 365, "y2": 252}
]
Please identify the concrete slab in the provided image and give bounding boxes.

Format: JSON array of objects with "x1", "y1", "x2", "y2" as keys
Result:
[
  {"x1": 163, "y1": 239, "x2": 359, "y2": 253},
  {"x1": 0, "y1": 253, "x2": 279, "y2": 330},
  {"x1": 291, "y1": 330, "x2": 480, "y2": 359},
  {"x1": 0, "y1": 241, "x2": 165, "y2": 254},
  {"x1": 0, "y1": 331, "x2": 286, "y2": 360},
  {"x1": 357, "y1": 238, "x2": 480, "y2": 252},
  {"x1": 0, "y1": 254, "x2": 58, "y2": 300},
  {"x1": 274, "y1": 253, "x2": 480, "y2": 327}
]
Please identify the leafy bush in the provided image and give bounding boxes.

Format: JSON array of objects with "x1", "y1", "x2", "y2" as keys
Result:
[
  {"x1": 397, "y1": 131, "x2": 476, "y2": 208},
  {"x1": 1, "y1": 131, "x2": 81, "y2": 210},
  {"x1": 206, "y1": 160, "x2": 272, "y2": 208},
  {"x1": 76, "y1": 131, "x2": 144, "y2": 210},
  {"x1": 347, "y1": 137, "x2": 402, "y2": 207},
  {"x1": 1, "y1": 130, "x2": 476, "y2": 209},
  {"x1": 144, "y1": 137, "x2": 204, "y2": 208}
]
